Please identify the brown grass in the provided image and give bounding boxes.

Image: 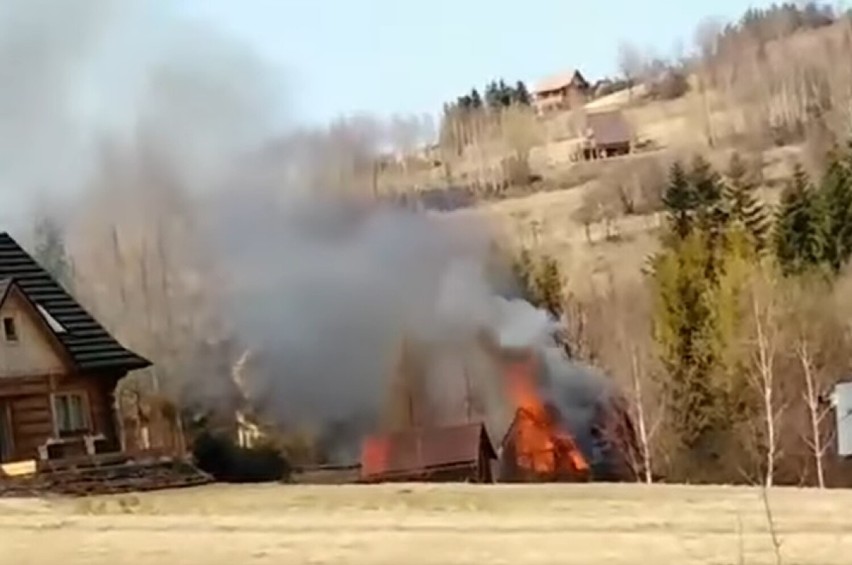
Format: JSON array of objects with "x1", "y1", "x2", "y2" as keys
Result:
[{"x1": 1, "y1": 483, "x2": 851, "y2": 564}]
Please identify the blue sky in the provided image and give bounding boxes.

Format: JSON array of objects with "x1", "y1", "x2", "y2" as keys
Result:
[{"x1": 177, "y1": 0, "x2": 768, "y2": 124}]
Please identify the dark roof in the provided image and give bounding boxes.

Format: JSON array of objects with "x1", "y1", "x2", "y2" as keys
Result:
[
  {"x1": 586, "y1": 110, "x2": 632, "y2": 146},
  {"x1": 360, "y1": 422, "x2": 496, "y2": 479},
  {"x1": 0, "y1": 232, "x2": 150, "y2": 373}
]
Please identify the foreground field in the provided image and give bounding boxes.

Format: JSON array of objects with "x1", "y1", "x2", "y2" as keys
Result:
[{"x1": 1, "y1": 483, "x2": 851, "y2": 565}]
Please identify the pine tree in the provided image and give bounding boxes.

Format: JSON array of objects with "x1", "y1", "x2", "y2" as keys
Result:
[
  {"x1": 514, "y1": 80, "x2": 532, "y2": 105},
  {"x1": 485, "y1": 81, "x2": 501, "y2": 110},
  {"x1": 469, "y1": 88, "x2": 483, "y2": 109},
  {"x1": 689, "y1": 155, "x2": 728, "y2": 237},
  {"x1": 774, "y1": 164, "x2": 827, "y2": 275},
  {"x1": 511, "y1": 247, "x2": 536, "y2": 302},
  {"x1": 534, "y1": 254, "x2": 564, "y2": 317},
  {"x1": 662, "y1": 161, "x2": 697, "y2": 240},
  {"x1": 650, "y1": 231, "x2": 725, "y2": 451},
  {"x1": 724, "y1": 152, "x2": 770, "y2": 250},
  {"x1": 511, "y1": 249, "x2": 564, "y2": 317},
  {"x1": 498, "y1": 79, "x2": 512, "y2": 107},
  {"x1": 33, "y1": 215, "x2": 72, "y2": 290},
  {"x1": 817, "y1": 147, "x2": 852, "y2": 272}
]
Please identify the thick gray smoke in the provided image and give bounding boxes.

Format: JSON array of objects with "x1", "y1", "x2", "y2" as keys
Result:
[
  {"x1": 206, "y1": 185, "x2": 616, "y2": 463},
  {"x1": 0, "y1": 1, "x2": 619, "y2": 469},
  {"x1": 207, "y1": 192, "x2": 514, "y2": 425}
]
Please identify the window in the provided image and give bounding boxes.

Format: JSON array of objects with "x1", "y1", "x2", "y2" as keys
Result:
[
  {"x1": 2, "y1": 317, "x2": 17, "y2": 342},
  {"x1": 53, "y1": 393, "x2": 89, "y2": 437}
]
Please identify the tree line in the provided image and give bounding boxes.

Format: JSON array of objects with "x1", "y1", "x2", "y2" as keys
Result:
[
  {"x1": 513, "y1": 143, "x2": 852, "y2": 487},
  {"x1": 446, "y1": 79, "x2": 533, "y2": 114}
]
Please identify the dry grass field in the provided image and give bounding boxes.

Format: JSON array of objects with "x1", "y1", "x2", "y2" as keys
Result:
[{"x1": 1, "y1": 483, "x2": 851, "y2": 565}]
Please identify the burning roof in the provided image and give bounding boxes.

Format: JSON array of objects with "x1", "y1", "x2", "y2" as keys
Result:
[
  {"x1": 364, "y1": 327, "x2": 638, "y2": 484},
  {"x1": 360, "y1": 422, "x2": 496, "y2": 483},
  {"x1": 497, "y1": 349, "x2": 590, "y2": 482}
]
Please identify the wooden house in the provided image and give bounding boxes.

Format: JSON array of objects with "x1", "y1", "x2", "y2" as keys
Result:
[
  {"x1": 359, "y1": 422, "x2": 497, "y2": 483},
  {"x1": 0, "y1": 232, "x2": 150, "y2": 469},
  {"x1": 532, "y1": 69, "x2": 591, "y2": 115},
  {"x1": 581, "y1": 110, "x2": 633, "y2": 159}
]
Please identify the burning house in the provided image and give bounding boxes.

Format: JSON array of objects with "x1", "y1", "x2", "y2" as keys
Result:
[
  {"x1": 497, "y1": 346, "x2": 590, "y2": 482},
  {"x1": 360, "y1": 422, "x2": 496, "y2": 483},
  {"x1": 359, "y1": 327, "x2": 637, "y2": 484}
]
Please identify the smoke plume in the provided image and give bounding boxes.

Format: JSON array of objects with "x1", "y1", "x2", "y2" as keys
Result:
[{"x1": 0, "y1": 1, "x2": 616, "y2": 467}]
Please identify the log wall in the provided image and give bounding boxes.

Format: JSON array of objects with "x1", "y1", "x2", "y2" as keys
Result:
[{"x1": 0, "y1": 373, "x2": 121, "y2": 462}]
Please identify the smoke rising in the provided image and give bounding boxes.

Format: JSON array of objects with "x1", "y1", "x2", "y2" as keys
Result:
[{"x1": 3, "y1": 1, "x2": 617, "y2": 468}]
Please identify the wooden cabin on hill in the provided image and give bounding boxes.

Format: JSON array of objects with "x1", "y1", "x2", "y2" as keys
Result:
[
  {"x1": 532, "y1": 69, "x2": 591, "y2": 115},
  {"x1": 0, "y1": 232, "x2": 150, "y2": 470}
]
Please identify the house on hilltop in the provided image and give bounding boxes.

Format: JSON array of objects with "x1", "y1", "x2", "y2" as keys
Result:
[
  {"x1": 532, "y1": 69, "x2": 591, "y2": 115},
  {"x1": 0, "y1": 232, "x2": 150, "y2": 468}
]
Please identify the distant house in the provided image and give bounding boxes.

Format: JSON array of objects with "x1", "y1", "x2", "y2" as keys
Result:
[
  {"x1": 581, "y1": 110, "x2": 633, "y2": 159},
  {"x1": 359, "y1": 422, "x2": 497, "y2": 483},
  {"x1": 532, "y1": 70, "x2": 591, "y2": 115},
  {"x1": 0, "y1": 232, "x2": 150, "y2": 468}
]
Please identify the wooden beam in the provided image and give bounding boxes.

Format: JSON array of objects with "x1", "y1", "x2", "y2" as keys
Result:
[{"x1": 0, "y1": 376, "x2": 50, "y2": 398}]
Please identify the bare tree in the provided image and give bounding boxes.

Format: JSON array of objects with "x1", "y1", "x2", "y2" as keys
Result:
[
  {"x1": 586, "y1": 275, "x2": 664, "y2": 483},
  {"x1": 745, "y1": 268, "x2": 785, "y2": 487},
  {"x1": 388, "y1": 114, "x2": 424, "y2": 177},
  {"x1": 617, "y1": 42, "x2": 645, "y2": 98},
  {"x1": 786, "y1": 279, "x2": 845, "y2": 488},
  {"x1": 693, "y1": 17, "x2": 725, "y2": 147},
  {"x1": 628, "y1": 342, "x2": 663, "y2": 483},
  {"x1": 795, "y1": 337, "x2": 832, "y2": 488}
]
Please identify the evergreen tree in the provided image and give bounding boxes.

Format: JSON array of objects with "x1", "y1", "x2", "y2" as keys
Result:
[
  {"x1": 33, "y1": 215, "x2": 72, "y2": 290},
  {"x1": 514, "y1": 80, "x2": 532, "y2": 105},
  {"x1": 662, "y1": 161, "x2": 697, "y2": 240},
  {"x1": 774, "y1": 164, "x2": 827, "y2": 275},
  {"x1": 457, "y1": 94, "x2": 473, "y2": 110},
  {"x1": 689, "y1": 155, "x2": 728, "y2": 238},
  {"x1": 534, "y1": 254, "x2": 564, "y2": 317},
  {"x1": 650, "y1": 231, "x2": 725, "y2": 451},
  {"x1": 485, "y1": 81, "x2": 501, "y2": 110},
  {"x1": 498, "y1": 79, "x2": 513, "y2": 107},
  {"x1": 511, "y1": 247, "x2": 536, "y2": 302},
  {"x1": 511, "y1": 249, "x2": 564, "y2": 317},
  {"x1": 724, "y1": 152, "x2": 770, "y2": 250},
  {"x1": 817, "y1": 146, "x2": 852, "y2": 272},
  {"x1": 469, "y1": 88, "x2": 483, "y2": 109}
]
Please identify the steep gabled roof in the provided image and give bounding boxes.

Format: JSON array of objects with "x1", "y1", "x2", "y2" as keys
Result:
[
  {"x1": 533, "y1": 69, "x2": 590, "y2": 94},
  {"x1": 0, "y1": 232, "x2": 150, "y2": 373}
]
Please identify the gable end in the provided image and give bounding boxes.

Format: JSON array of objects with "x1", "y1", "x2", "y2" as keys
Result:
[{"x1": 0, "y1": 233, "x2": 150, "y2": 373}]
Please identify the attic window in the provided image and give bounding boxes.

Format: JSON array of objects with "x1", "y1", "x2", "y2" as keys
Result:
[
  {"x1": 36, "y1": 304, "x2": 66, "y2": 334},
  {"x1": 2, "y1": 317, "x2": 17, "y2": 342}
]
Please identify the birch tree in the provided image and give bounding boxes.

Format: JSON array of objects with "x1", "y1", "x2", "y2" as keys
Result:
[{"x1": 744, "y1": 266, "x2": 785, "y2": 487}]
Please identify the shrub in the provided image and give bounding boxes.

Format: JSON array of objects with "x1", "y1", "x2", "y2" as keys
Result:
[
  {"x1": 647, "y1": 70, "x2": 689, "y2": 101},
  {"x1": 192, "y1": 431, "x2": 291, "y2": 483}
]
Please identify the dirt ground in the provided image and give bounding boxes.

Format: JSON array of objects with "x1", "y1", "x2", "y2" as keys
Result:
[{"x1": 2, "y1": 483, "x2": 852, "y2": 565}]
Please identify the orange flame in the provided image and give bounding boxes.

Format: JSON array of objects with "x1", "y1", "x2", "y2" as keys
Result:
[
  {"x1": 360, "y1": 436, "x2": 390, "y2": 479},
  {"x1": 503, "y1": 354, "x2": 589, "y2": 480}
]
